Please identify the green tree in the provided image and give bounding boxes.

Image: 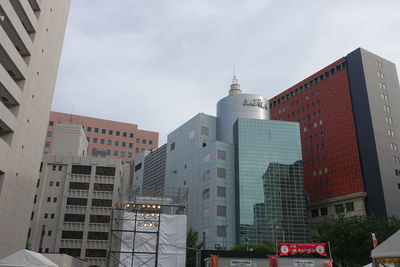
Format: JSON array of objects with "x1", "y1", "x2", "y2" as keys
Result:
[
  {"x1": 231, "y1": 242, "x2": 274, "y2": 253},
  {"x1": 314, "y1": 216, "x2": 400, "y2": 267},
  {"x1": 186, "y1": 228, "x2": 203, "y2": 267}
]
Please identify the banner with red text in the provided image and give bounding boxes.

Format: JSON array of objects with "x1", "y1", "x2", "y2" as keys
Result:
[{"x1": 280, "y1": 243, "x2": 327, "y2": 256}]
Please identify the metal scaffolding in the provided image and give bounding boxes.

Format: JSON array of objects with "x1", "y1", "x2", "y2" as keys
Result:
[{"x1": 106, "y1": 187, "x2": 188, "y2": 267}]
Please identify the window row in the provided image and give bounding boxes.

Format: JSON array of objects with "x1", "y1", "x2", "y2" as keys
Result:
[
  {"x1": 304, "y1": 131, "x2": 324, "y2": 142},
  {"x1": 58, "y1": 248, "x2": 107, "y2": 258},
  {"x1": 66, "y1": 198, "x2": 112, "y2": 207},
  {"x1": 275, "y1": 101, "x2": 321, "y2": 119},
  {"x1": 202, "y1": 186, "x2": 227, "y2": 200},
  {"x1": 86, "y1": 137, "x2": 152, "y2": 146},
  {"x1": 312, "y1": 167, "x2": 328, "y2": 176},
  {"x1": 304, "y1": 142, "x2": 325, "y2": 153},
  {"x1": 303, "y1": 120, "x2": 323, "y2": 132},
  {"x1": 70, "y1": 165, "x2": 115, "y2": 176},
  {"x1": 271, "y1": 62, "x2": 346, "y2": 108},
  {"x1": 61, "y1": 231, "x2": 108, "y2": 240}
]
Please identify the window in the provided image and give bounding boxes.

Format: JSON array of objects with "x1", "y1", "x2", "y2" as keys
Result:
[
  {"x1": 49, "y1": 121, "x2": 54, "y2": 126},
  {"x1": 96, "y1": 166, "x2": 116, "y2": 176},
  {"x1": 52, "y1": 165, "x2": 56, "y2": 171},
  {"x1": 33, "y1": 195, "x2": 37, "y2": 204},
  {"x1": 130, "y1": 133, "x2": 134, "y2": 138},
  {"x1": 92, "y1": 199, "x2": 112, "y2": 207},
  {"x1": 149, "y1": 140, "x2": 153, "y2": 145},
  {"x1": 31, "y1": 211, "x2": 34, "y2": 220},
  {"x1": 203, "y1": 189, "x2": 210, "y2": 199},
  {"x1": 123, "y1": 132, "x2": 127, "y2": 137},
  {"x1": 49, "y1": 181, "x2": 54, "y2": 186},
  {"x1": 47, "y1": 131, "x2": 52, "y2": 137},
  {"x1": 143, "y1": 139, "x2": 147, "y2": 144},
  {"x1": 386, "y1": 116, "x2": 393, "y2": 124},
  {"x1": 62, "y1": 231, "x2": 83, "y2": 240},
  {"x1": 128, "y1": 152, "x2": 132, "y2": 158},
  {"x1": 381, "y1": 93, "x2": 389, "y2": 102},
  {"x1": 122, "y1": 141, "x2": 126, "y2": 147},
  {"x1": 217, "y1": 205, "x2": 226, "y2": 217},
  {"x1": 217, "y1": 150, "x2": 226, "y2": 160},
  {"x1": 87, "y1": 127, "x2": 92, "y2": 132},
  {"x1": 320, "y1": 119, "x2": 323, "y2": 125},
  {"x1": 64, "y1": 214, "x2": 85, "y2": 222},
  {"x1": 58, "y1": 165, "x2": 62, "y2": 171},
  {"x1": 66, "y1": 198, "x2": 87, "y2": 206},
  {"x1": 69, "y1": 182, "x2": 89, "y2": 190},
  {"x1": 94, "y1": 128, "x2": 99, "y2": 133},
  {"x1": 345, "y1": 202, "x2": 354, "y2": 212},
  {"x1": 324, "y1": 167, "x2": 328, "y2": 174},
  {"x1": 170, "y1": 142, "x2": 175, "y2": 151},
  {"x1": 204, "y1": 153, "x2": 210, "y2": 163},
  {"x1": 203, "y1": 208, "x2": 209, "y2": 218},
  {"x1": 115, "y1": 131, "x2": 120, "y2": 136},
  {"x1": 93, "y1": 138, "x2": 97, "y2": 143},
  {"x1": 47, "y1": 197, "x2": 51, "y2": 202},
  {"x1": 51, "y1": 213, "x2": 54, "y2": 219},
  {"x1": 44, "y1": 213, "x2": 48, "y2": 218},
  {"x1": 201, "y1": 126, "x2": 209, "y2": 136},
  {"x1": 335, "y1": 204, "x2": 345, "y2": 214},
  {"x1": 217, "y1": 186, "x2": 226, "y2": 197},
  {"x1": 45, "y1": 141, "x2": 50, "y2": 147},
  {"x1": 48, "y1": 231, "x2": 52, "y2": 236},
  {"x1": 136, "y1": 138, "x2": 140, "y2": 143},
  {"x1": 388, "y1": 129, "x2": 395, "y2": 137},
  {"x1": 59, "y1": 248, "x2": 81, "y2": 257},
  {"x1": 390, "y1": 143, "x2": 398, "y2": 151},
  {"x1": 114, "y1": 140, "x2": 119, "y2": 146},
  {"x1": 217, "y1": 225, "x2": 227, "y2": 237},
  {"x1": 384, "y1": 104, "x2": 391, "y2": 113},
  {"x1": 128, "y1": 143, "x2": 133, "y2": 148},
  {"x1": 71, "y1": 165, "x2": 92, "y2": 175},
  {"x1": 94, "y1": 183, "x2": 114, "y2": 191},
  {"x1": 85, "y1": 249, "x2": 107, "y2": 258},
  {"x1": 135, "y1": 148, "x2": 139, "y2": 153},
  {"x1": 109, "y1": 130, "x2": 113, "y2": 135},
  {"x1": 100, "y1": 139, "x2": 105, "y2": 144},
  {"x1": 90, "y1": 215, "x2": 111, "y2": 223},
  {"x1": 36, "y1": 179, "x2": 40, "y2": 188},
  {"x1": 121, "y1": 151, "x2": 125, "y2": 157},
  {"x1": 107, "y1": 140, "x2": 112, "y2": 146},
  {"x1": 217, "y1": 168, "x2": 226, "y2": 178},
  {"x1": 53, "y1": 197, "x2": 57, "y2": 203},
  {"x1": 311, "y1": 209, "x2": 319, "y2": 217},
  {"x1": 87, "y1": 232, "x2": 109, "y2": 240},
  {"x1": 203, "y1": 170, "x2": 210, "y2": 180},
  {"x1": 102, "y1": 129, "x2": 106, "y2": 134},
  {"x1": 135, "y1": 163, "x2": 142, "y2": 171}
]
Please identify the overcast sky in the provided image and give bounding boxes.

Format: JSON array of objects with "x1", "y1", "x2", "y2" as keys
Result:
[{"x1": 52, "y1": 0, "x2": 400, "y2": 145}]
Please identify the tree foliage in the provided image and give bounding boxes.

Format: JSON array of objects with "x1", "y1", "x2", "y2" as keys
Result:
[
  {"x1": 231, "y1": 241, "x2": 274, "y2": 252},
  {"x1": 314, "y1": 216, "x2": 400, "y2": 267},
  {"x1": 186, "y1": 228, "x2": 204, "y2": 267}
]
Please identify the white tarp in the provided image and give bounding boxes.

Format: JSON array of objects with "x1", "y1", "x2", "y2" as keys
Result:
[
  {"x1": 371, "y1": 230, "x2": 400, "y2": 258},
  {"x1": 0, "y1": 250, "x2": 58, "y2": 267},
  {"x1": 119, "y1": 213, "x2": 187, "y2": 267}
]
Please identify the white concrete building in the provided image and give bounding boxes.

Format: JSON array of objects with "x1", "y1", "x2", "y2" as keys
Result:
[
  {"x1": 29, "y1": 124, "x2": 130, "y2": 267},
  {"x1": 0, "y1": 0, "x2": 70, "y2": 257}
]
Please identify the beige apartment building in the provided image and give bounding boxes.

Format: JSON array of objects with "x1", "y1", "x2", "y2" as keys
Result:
[
  {"x1": 30, "y1": 124, "x2": 129, "y2": 267},
  {"x1": 0, "y1": 0, "x2": 70, "y2": 257}
]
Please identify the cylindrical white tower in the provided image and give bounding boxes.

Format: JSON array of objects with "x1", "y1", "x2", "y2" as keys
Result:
[{"x1": 217, "y1": 82, "x2": 270, "y2": 144}]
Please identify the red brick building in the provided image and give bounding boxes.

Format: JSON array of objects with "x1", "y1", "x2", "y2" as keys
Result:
[
  {"x1": 270, "y1": 48, "x2": 400, "y2": 220},
  {"x1": 44, "y1": 111, "x2": 159, "y2": 162}
]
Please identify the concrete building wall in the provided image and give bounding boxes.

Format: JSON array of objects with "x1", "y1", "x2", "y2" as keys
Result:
[
  {"x1": 30, "y1": 155, "x2": 129, "y2": 267},
  {"x1": 52, "y1": 124, "x2": 88, "y2": 156},
  {"x1": 0, "y1": 0, "x2": 70, "y2": 257},
  {"x1": 45, "y1": 112, "x2": 159, "y2": 161}
]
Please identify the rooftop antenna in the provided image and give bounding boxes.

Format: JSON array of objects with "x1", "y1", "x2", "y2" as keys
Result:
[
  {"x1": 232, "y1": 64, "x2": 239, "y2": 84},
  {"x1": 69, "y1": 105, "x2": 74, "y2": 124}
]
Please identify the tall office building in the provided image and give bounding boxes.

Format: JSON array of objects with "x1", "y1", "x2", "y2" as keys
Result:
[
  {"x1": 45, "y1": 111, "x2": 159, "y2": 161},
  {"x1": 136, "y1": 81, "x2": 308, "y2": 249},
  {"x1": 0, "y1": 0, "x2": 70, "y2": 257},
  {"x1": 30, "y1": 124, "x2": 129, "y2": 267},
  {"x1": 270, "y1": 48, "x2": 400, "y2": 221}
]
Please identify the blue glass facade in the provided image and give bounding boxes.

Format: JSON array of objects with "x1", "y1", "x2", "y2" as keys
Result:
[{"x1": 234, "y1": 118, "x2": 308, "y2": 244}]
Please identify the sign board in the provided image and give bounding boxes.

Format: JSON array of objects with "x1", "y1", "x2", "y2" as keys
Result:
[
  {"x1": 294, "y1": 260, "x2": 315, "y2": 266},
  {"x1": 280, "y1": 243, "x2": 327, "y2": 256},
  {"x1": 230, "y1": 259, "x2": 252, "y2": 266}
]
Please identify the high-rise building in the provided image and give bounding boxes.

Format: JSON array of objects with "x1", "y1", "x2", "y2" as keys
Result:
[
  {"x1": 45, "y1": 111, "x2": 159, "y2": 161},
  {"x1": 136, "y1": 81, "x2": 309, "y2": 249},
  {"x1": 0, "y1": 0, "x2": 70, "y2": 257},
  {"x1": 269, "y1": 48, "x2": 400, "y2": 221},
  {"x1": 30, "y1": 124, "x2": 129, "y2": 267}
]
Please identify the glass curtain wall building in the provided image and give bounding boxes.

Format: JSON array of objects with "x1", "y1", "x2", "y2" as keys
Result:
[{"x1": 234, "y1": 119, "x2": 308, "y2": 245}]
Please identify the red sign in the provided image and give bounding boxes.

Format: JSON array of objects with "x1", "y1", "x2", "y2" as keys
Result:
[
  {"x1": 280, "y1": 243, "x2": 327, "y2": 256},
  {"x1": 371, "y1": 233, "x2": 378, "y2": 248}
]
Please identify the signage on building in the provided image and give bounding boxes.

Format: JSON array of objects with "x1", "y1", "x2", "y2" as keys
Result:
[
  {"x1": 230, "y1": 259, "x2": 252, "y2": 266},
  {"x1": 242, "y1": 99, "x2": 268, "y2": 110},
  {"x1": 294, "y1": 260, "x2": 315, "y2": 266},
  {"x1": 280, "y1": 243, "x2": 327, "y2": 256}
]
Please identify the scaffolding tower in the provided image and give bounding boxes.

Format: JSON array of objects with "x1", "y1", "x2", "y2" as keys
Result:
[{"x1": 107, "y1": 187, "x2": 188, "y2": 267}]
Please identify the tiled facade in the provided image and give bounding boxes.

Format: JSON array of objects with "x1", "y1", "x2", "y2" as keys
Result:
[
  {"x1": 270, "y1": 48, "x2": 400, "y2": 220},
  {"x1": 0, "y1": 0, "x2": 70, "y2": 257},
  {"x1": 44, "y1": 111, "x2": 159, "y2": 161}
]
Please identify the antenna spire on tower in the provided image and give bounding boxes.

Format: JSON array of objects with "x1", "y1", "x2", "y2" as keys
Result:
[{"x1": 232, "y1": 64, "x2": 239, "y2": 84}]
